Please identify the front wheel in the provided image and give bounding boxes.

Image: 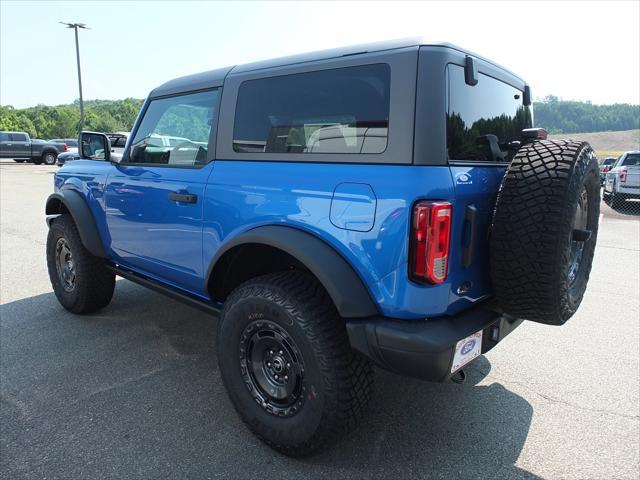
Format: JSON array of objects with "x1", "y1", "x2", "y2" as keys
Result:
[
  {"x1": 46, "y1": 214, "x2": 115, "y2": 313},
  {"x1": 217, "y1": 271, "x2": 373, "y2": 457}
]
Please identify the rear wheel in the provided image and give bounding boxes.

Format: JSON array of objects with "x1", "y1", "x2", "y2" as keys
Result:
[
  {"x1": 490, "y1": 140, "x2": 600, "y2": 325},
  {"x1": 217, "y1": 270, "x2": 373, "y2": 457},
  {"x1": 42, "y1": 151, "x2": 57, "y2": 165},
  {"x1": 46, "y1": 214, "x2": 115, "y2": 313}
]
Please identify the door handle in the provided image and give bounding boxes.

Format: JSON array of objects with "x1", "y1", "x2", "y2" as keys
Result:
[{"x1": 168, "y1": 192, "x2": 197, "y2": 204}]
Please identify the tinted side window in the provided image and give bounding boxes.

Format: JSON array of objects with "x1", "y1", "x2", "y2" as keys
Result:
[
  {"x1": 446, "y1": 64, "x2": 532, "y2": 162},
  {"x1": 10, "y1": 133, "x2": 28, "y2": 142},
  {"x1": 129, "y1": 89, "x2": 218, "y2": 166},
  {"x1": 233, "y1": 64, "x2": 390, "y2": 155},
  {"x1": 0, "y1": 133, "x2": 8, "y2": 142}
]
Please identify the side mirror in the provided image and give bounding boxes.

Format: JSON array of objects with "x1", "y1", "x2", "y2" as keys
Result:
[{"x1": 80, "y1": 131, "x2": 111, "y2": 161}]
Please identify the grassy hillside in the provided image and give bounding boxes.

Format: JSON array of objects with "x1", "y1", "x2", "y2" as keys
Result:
[{"x1": 548, "y1": 129, "x2": 640, "y2": 158}]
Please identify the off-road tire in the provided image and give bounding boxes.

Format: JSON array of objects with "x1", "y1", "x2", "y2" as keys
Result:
[
  {"x1": 42, "y1": 151, "x2": 57, "y2": 165},
  {"x1": 490, "y1": 140, "x2": 600, "y2": 325},
  {"x1": 46, "y1": 214, "x2": 115, "y2": 313},
  {"x1": 217, "y1": 270, "x2": 374, "y2": 457}
]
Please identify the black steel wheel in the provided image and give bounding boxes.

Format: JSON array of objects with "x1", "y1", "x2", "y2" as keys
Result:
[
  {"x1": 240, "y1": 320, "x2": 306, "y2": 417},
  {"x1": 217, "y1": 270, "x2": 373, "y2": 457},
  {"x1": 55, "y1": 237, "x2": 76, "y2": 292}
]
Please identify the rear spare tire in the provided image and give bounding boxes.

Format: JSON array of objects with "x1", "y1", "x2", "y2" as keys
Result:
[{"x1": 490, "y1": 140, "x2": 600, "y2": 325}]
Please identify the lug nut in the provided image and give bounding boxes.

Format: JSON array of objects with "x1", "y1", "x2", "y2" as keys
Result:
[
  {"x1": 284, "y1": 375, "x2": 288, "y2": 381},
  {"x1": 274, "y1": 374, "x2": 279, "y2": 380},
  {"x1": 279, "y1": 350, "x2": 283, "y2": 355},
  {"x1": 267, "y1": 362, "x2": 271, "y2": 367},
  {"x1": 286, "y1": 363, "x2": 291, "y2": 368}
]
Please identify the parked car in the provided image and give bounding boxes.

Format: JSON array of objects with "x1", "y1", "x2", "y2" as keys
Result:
[
  {"x1": 603, "y1": 151, "x2": 640, "y2": 207},
  {"x1": 57, "y1": 133, "x2": 129, "y2": 166},
  {"x1": 49, "y1": 138, "x2": 79, "y2": 153},
  {"x1": 56, "y1": 150, "x2": 80, "y2": 166},
  {"x1": 45, "y1": 39, "x2": 600, "y2": 456},
  {"x1": 599, "y1": 156, "x2": 617, "y2": 185},
  {"x1": 0, "y1": 131, "x2": 67, "y2": 164},
  {"x1": 106, "y1": 132, "x2": 129, "y2": 162}
]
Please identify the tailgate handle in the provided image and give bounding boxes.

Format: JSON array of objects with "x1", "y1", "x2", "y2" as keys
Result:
[{"x1": 462, "y1": 204, "x2": 477, "y2": 268}]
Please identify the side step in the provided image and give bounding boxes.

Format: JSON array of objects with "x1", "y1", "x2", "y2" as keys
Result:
[{"x1": 107, "y1": 264, "x2": 221, "y2": 316}]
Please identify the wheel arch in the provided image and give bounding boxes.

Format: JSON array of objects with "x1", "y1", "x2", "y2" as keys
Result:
[
  {"x1": 41, "y1": 148, "x2": 58, "y2": 158},
  {"x1": 45, "y1": 191, "x2": 106, "y2": 258},
  {"x1": 206, "y1": 226, "x2": 379, "y2": 318}
]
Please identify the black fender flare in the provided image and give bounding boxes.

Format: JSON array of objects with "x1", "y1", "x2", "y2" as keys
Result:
[
  {"x1": 45, "y1": 191, "x2": 106, "y2": 258},
  {"x1": 206, "y1": 225, "x2": 379, "y2": 318}
]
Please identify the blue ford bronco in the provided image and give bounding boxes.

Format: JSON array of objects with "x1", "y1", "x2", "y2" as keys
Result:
[{"x1": 45, "y1": 39, "x2": 600, "y2": 456}]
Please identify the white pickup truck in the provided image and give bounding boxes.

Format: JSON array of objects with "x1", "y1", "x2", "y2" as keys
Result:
[{"x1": 604, "y1": 151, "x2": 640, "y2": 208}]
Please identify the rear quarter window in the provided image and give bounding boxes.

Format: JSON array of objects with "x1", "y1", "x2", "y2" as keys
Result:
[
  {"x1": 446, "y1": 64, "x2": 532, "y2": 163},
  {"x1": 233, "y1": 64, "x2": 390, "y2": 155}
]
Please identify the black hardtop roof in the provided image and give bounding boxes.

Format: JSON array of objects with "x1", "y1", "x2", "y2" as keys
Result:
[{"x1": 150, "y1": 38, "x2": 526, "y2": 98}]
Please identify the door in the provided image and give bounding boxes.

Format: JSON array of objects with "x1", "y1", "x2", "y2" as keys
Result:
[
  {"x1": 10, "y1": 133, "x2": 30, "y2": 158},
  {"x1": 444, "y1": 63, "x2": 533, "y2": 310},
  {"x1": 104, "y1": 89, "x2": 219, "y2": 293},
  {"x1": 0, "y1": 132, "x2": 28, "y2": 158},
  {"x1": 0, "y1": 132, "x2": 10, "y2": 157}
]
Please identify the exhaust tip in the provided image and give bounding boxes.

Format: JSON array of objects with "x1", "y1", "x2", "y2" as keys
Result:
[{"x1": 451, "y1": 369, "x2": 466, "y2": 384}]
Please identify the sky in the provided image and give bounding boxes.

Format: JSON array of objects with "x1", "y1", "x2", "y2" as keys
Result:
[{"x1": 1, "y1": 0, "x2": 639, "y2": 108}]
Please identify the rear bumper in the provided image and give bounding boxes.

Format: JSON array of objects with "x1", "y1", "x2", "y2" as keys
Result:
[{"x1": 346, "y1": 302, "x2": 524, "y2": 382}]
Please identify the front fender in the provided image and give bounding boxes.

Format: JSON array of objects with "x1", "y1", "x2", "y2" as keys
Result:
[
  {"x1": 206, "y1": 225, "x2": 379, "y2": 318},
  {"x1": 45, "y1": 191, "x2": 106, "y2": 258}
]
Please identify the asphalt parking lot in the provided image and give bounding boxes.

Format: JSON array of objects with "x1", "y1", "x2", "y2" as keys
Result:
[{"x1": 1, "y1": 159, "x2": 638, "y2": 479}]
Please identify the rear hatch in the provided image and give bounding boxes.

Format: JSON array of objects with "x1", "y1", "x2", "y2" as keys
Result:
[
  {"x1": 441, "y1": 62, "x2": 532, "y2": 314},
  {"x1": 446, "y1": 165, "x2": 507, "y2": 313}
]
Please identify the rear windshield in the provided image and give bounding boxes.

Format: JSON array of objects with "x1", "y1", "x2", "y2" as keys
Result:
[
  {"x1": 621, "y1": 153, "x2": 640, "y2": 166},
  {"x1": 233, "y1": 64, "x2": 390, "y2": 155},
  {"x1": 446, "y1": 64, "x2": 532, "y2": 162}
]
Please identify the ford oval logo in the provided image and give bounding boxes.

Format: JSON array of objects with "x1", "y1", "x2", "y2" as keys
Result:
[
  {"x1": 456, "y1": 172, "x2": 472, "y2": 184},
  {"x1": 461, "y1": 339, "x2": 476, "y2": 355}
]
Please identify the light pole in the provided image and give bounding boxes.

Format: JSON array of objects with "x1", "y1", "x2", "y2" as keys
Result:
[{"x1": 60, "y1": 22, "x2": 89, "y2": 132}]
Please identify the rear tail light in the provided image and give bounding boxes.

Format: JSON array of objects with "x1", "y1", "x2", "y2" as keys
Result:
[
  {"x1": 63, "y1": 143, "x2": 68, "y2": 152},
  {"x1": 410, "y1": 201, "x2": 452, "y2": 284},
  {"x1": 620, "y1": 167, "x2": 628, "y2": 183}
]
